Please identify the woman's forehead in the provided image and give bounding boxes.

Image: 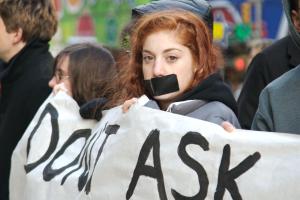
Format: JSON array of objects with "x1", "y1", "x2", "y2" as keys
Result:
[{"x1": 56, "y1": 55, "x2": 69, "y2": 71}]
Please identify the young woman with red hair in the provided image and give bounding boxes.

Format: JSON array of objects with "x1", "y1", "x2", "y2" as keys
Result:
[{"x1": 120, "y1": 10, "x2": 240, "y2": 127}]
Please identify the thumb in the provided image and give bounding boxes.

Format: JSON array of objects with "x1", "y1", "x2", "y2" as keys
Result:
[{"x1": 221, "y1": 121, "x2": 236, "y2": 133}]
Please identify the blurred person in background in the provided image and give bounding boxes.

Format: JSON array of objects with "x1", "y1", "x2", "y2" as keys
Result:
[
  {"x1": 0, "y1": 0, "x2": 58, "y2": 199},
  {"x1": 227, "y1": 39, "x2": 273, "y2": 100},
  {"x1": 48, "y1": 43, "x2": 118, "y2": 120},
  {"x1": 246, "y1": 38, "x2": 273, "y2": 66},
  {"x1": 222, "y1": 43, "x2": 249, "y2": 100},
  {"x1": 237, "y1": 0, "x2": 300, "y2": 129},
  {"x1": 120, "y1": 10, "x2": 240, "y2": 127},
  {"x1": 9, "y1": 43, "x2": 119, "y2": 199}
]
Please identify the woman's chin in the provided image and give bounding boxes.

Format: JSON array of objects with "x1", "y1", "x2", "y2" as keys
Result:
[{"x1": 153, "y1": 91, "x2": 180, "y2": 102}]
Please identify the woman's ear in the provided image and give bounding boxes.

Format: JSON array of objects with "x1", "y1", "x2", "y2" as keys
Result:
[{"x1": 291, "y1": 10, "x2": 300, "y2": 32}]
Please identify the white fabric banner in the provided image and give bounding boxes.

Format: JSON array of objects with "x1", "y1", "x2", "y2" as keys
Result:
[{"x1": 10, "y1": 92, "x2": 300, "y2": 200}]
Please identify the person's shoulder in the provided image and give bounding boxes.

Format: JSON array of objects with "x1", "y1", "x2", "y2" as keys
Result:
[
  {"x1": 248, "y1": 36, "x2": 291, "y2": 70},
  {"x1": 192, "y1": 101, "x2": 235, "y2": 118},
  {"x1": 193, "y1": 101, "x2": 240, "y2": 127},
  {"x1": 264, "y1": 65, "x2": 300, "y2": 92},
  {"x1": 260, "y1": 36, "x2": 290, "y2": 55}
]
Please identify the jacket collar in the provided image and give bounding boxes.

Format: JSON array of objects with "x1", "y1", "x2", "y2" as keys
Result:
[{"x1": 0, "y1": 39, "x2": 49, "y2": 82}]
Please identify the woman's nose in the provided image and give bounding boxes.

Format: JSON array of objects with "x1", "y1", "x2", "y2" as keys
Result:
[
  {"x1": 48, "y1": 76, "x2": 57, "y2": 89},
  {"x1": 153, "y1": 59, "x2": 166, "y2": 77}
]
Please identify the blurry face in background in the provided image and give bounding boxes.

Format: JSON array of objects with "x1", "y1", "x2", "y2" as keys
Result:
[
  {"x1": 48, "y1": 56, "x2": 72, "y2": 95},
  {"x1": 142, "y1": 30, "x2": 195, "y2": 108}
]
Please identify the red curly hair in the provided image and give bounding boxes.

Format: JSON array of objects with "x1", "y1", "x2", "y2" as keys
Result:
[{"x1": 117, "y1": 10, "x2": 219, "y2": 100}]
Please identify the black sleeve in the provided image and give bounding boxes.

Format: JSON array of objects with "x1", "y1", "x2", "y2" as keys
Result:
[
  {"x1": 23, "y1": 79, "x2": 52, "y2": 126},
  {"x1": 237, "y1": 52, "x2": 270, "y2": 129},
  {"x1": 0, "y1": 78, "x2": 51, "y2": 200}
]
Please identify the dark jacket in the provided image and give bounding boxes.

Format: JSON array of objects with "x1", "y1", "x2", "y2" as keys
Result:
[
  {"x1": 0, "y1": 39, "x2": 53, "y2": 200},
  {"x1": 237, "y1": 35, "x2": 300, "y2": 129},
  {"x1": 146, "y1": 73, "x2": 240, "y2": 127}
]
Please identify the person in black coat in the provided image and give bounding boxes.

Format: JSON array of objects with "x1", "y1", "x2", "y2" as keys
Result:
[
  {"x1": 0, "y1": 1, "x2": 58, "y2": 199},
  {"x1": 237, "y1": 0, "x2": 300, "y2": 129}
]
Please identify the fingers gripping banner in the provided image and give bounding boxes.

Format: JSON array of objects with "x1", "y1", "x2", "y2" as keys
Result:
[{"x1": 10, "y1": 92, "x2": 300, "y2": 199}]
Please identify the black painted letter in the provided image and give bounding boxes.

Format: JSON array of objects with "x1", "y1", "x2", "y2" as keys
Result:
[
  {"x1": 84, "y1": 124, "x2": 120, "y2": 194},
  {"x1": 24, "y1": 103, "x2": 59, "y2": 173},
  {"x1": 171, "y1": 131, "x2": 209, "y2": 200},
  {"x1": 126, "y1": 129, "x2": 167, "y2": 200},
  {"x1": 214, "y1": 144, "x2": 261, "y2": 200},
  {"x1": 43, "y1": 129, "x2": 91, "y2": 181}
]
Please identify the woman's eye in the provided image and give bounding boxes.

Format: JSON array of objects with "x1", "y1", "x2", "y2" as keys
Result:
[
  {"x1": 55, "y1": 71, "x2": 62, "y2": 78},
  {"x1": 167, "y1": 56, "x2": 178, "y2": 63},
  {"x1": 143, "y1": 55, "x2": 154, "y2": 63}
]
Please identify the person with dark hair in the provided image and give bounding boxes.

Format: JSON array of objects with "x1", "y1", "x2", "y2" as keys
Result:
[
  {"x1": 120, "y1": 10, "x2": 240, "y2": 127},
  {"x1": 48, "y1": 43, "x2": 118, "y2": 120},
  {"x1": 237, "y1": 0, "x2": 300, "y2": 129},
  {"x1": 9, "y1": 43, "x2": 119, "y2": 200},
  {"x1": 0, "y1": 0, "x2": 58, "y2": 199}
]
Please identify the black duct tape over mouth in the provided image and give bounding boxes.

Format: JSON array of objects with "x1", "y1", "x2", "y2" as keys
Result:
[{"x1": 144, "y1": 74, "x2": 180, "y2": 96}]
